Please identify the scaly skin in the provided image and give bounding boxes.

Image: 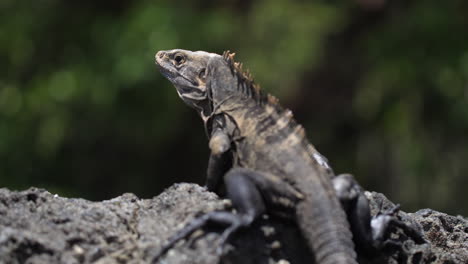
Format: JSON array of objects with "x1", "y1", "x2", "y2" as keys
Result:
[{"x1": 155, "y1": 49, "x2": 357, "y2": 264}]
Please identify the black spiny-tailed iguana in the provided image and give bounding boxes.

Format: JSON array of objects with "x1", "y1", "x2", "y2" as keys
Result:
[{"x1": 154, "y1": 49, "x2": 423, "y2": 264}]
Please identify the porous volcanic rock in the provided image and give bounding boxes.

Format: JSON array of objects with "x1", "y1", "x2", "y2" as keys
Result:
[{"x1": 0, "y1": 184, "x2": 466, "y2": 264}]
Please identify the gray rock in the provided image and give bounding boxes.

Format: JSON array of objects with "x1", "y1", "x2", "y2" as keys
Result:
[{"x1": 0, "y1": 184, "x2": 466, "y2": 264}]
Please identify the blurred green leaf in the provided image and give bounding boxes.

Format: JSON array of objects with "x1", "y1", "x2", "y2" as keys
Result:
[{"x1": 0, "y1": 0, "x2": 466, "y2": 215}]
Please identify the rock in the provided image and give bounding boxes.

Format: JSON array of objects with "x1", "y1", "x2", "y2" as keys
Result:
[
  {"x1": 0, "y1": 184, "x2": 466, "y2": 264},
  {"x1": 362, "y1": 192, "x2": 468, "y2": 264}
]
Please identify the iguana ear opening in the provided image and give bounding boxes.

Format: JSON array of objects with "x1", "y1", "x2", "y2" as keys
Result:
[
  {"x1": 197, "y1": 68, "x2": 207, "y2": 88},
  {"x1": 198, "y1": 68, "x2": 207, "y2": 81}
]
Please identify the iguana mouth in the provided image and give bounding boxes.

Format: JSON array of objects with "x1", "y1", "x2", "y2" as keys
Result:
[
  {"x1": 157, "y1": 66, "x2": 175, "y2": 79},
  {"x1": 155, "y1": 60, "x2": 175, "y2": 79}
]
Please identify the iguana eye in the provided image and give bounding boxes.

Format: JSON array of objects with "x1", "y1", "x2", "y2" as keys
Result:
[{"x1": 174, "y1": 54, "x2": 185, "y2": 65}]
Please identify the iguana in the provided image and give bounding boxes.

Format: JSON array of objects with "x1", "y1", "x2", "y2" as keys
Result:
[{"x1": 154, "y1": 49, "x2": 424, "y2": 264}]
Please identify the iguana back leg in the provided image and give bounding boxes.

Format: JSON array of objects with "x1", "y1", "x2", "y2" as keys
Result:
[{"x1": 332, "y1": 174, "x2": 426, "y2": 256}]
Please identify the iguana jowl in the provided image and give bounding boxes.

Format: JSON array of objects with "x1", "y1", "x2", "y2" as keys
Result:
[{"x1": 154, "y1": 49, "x2": 421, "y2": 263}]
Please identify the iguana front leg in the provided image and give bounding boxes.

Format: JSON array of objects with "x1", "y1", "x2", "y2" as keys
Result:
[
  {"x1": 206, "y1": 128, "x2": 231, "y2": 192},
  {"x1": 152, "y1": 168, "x2": 265, "y2": 262}
]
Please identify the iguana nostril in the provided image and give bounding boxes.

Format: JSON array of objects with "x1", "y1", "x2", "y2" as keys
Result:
[{"x1": 157, "y1": 51, "x2": 165, "y2": 59}]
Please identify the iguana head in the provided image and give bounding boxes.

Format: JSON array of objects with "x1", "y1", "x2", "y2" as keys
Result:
[
  {"x1": 155, "y1": 49, "x2": 219, "y2": 118},
  {"x1": 156, "y1": 49, "x2": 264, "y2": 122}
]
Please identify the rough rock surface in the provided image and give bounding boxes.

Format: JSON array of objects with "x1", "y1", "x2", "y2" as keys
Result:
[{"x1": 0, "y1": 184, "x2": 466, "y2": 264}]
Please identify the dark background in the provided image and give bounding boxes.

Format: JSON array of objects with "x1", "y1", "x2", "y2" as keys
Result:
[{"x1": 0, "y1": 0, "x2": 467, "y2": 216}]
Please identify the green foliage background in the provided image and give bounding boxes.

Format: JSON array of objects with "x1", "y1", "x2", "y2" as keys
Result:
[{"x1": 0, "y1": 0, "x2": 467, "y2": 215}]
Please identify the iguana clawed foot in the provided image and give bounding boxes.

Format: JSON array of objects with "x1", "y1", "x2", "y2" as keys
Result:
[
  {"x1": 151, "y1": 210, "x2": 253, "y2": 263},
  {"x1": 332, "y1": 174, "x2": 426, "y2": 257},
  {"x1": 373, "y1": 203, "x2": 426, "y2": 248}
]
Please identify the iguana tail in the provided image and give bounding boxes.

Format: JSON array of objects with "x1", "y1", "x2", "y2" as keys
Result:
[{"x1": 296, "y1": 181, "x2": 357, "y2": 264}]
